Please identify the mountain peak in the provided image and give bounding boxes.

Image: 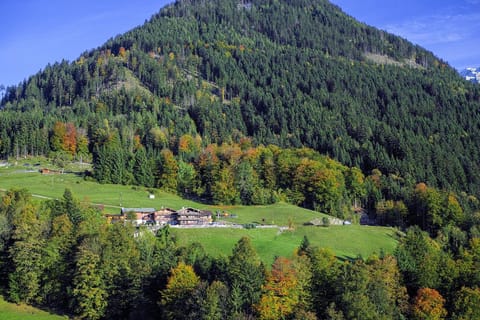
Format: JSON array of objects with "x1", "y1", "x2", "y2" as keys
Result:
[{"x1": 460, "y1": 67, "x2": 480, "y2": 83}]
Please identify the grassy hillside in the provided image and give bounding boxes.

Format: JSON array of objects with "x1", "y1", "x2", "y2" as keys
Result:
[
  {"x1": 0, "y1": 160, "x2": 329, "y2": 226},
  {"x1": 173, "y1": 225, "x2": 398, "y2": 263},
  {"x1": 0, "y1": 160, "x2": 398, "y2": 263},
  {"x1": 0, "y1": 296, "x2": 67, "y2": 320},
  {"x1": 0, "y1": 163, "x2": 199, "y2": 214}
]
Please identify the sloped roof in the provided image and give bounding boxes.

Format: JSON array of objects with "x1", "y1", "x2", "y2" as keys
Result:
[{"x1": 121, "y1": 208, "x2": 156, "y2": 214}]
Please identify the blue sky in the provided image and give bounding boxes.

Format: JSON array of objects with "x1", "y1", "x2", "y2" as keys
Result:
[{"x1": 1, "y1": 0, "x2": 479, "y2": 87}]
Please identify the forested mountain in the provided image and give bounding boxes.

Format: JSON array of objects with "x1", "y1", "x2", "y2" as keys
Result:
[
  {"x1": 1, "y1": 0, "x2": 480, "y2": 200},
  {"x1": 4, "y1": 1, "x2": 480, "y2": 318}
]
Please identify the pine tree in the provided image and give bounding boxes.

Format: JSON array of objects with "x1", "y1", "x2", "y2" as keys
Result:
[{"x1": 227, "y1": 237, "x2": 265, "y2": 315}]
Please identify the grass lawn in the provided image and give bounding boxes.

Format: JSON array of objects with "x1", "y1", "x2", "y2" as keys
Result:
[
  {"x1": 0, "y1": 296, "x2": 67, "y2": 320},
  {"x1": 172, "y1": 224, "x2": 398, "y2": 264}
]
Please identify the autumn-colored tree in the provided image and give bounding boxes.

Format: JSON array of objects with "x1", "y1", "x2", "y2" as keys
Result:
[
  {"x1": 213, "y1": 166, "x2": 239, "y2": 205},
  {"x1": 178, "y1": 134, "x2": 201, "y2": 161},
  {"x1": 178, "y1": 134, "x2": 193, "y2": 156},
  {"x1": 156, "y1": 149, "x2": 178, "y2": 192},
  {"x1": 50, "y1": 122, "x2": 82, "y2": 157},
  {"x1": 133, "y1": 134, "x2": 142, "y2": 151},
  {"x1": 148, "y1": 126, "x2": 168, "y2": 149},
  {"x1": 64, "y1": 122, "x2": 77, "y2": 155},
  {"x1": 217, "y1": 143, "x2": 242, "y2": 166},
  {"x1": 238, "y1": 136, "x2": 252, "y2": 150},
  {"x1": 118, "y1": 46, "x2": 126, "y2": 59},
  {"x1": 345, "y1": 166, "x2": 366, "y2": 207},
  {"x1": 51, "y1": 121, "x2": 66, "y2": 153},
  {"x1": 293, "y1": 158, "x2": 344, "y2": 215},
  {"x1": 256, "y1": 257, "x2": 299, "y2": 319},
  {"x1": 411, "y1": 288, "x2": 447, "y2": 320},
  {"x1": 160, "y1": 262, "x2": 200, "y2": 320},
  {"x1": 256, "y1": 255, "x2": 313, "y2": 319}
]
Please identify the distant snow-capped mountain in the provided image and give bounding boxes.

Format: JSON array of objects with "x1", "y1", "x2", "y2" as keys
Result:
[{"x1": 460, "y1": 67, "x2": 480, "y2": 83}]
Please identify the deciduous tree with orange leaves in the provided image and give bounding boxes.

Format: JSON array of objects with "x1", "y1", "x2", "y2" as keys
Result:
[
  {"x1": 51, "y1": 122, "x2": 78, "y2": 156},
  {"x1": 412, "y1": 288, "x2": 447, "y2": 320},
  {"x1": 64, "y1": 122, "x2": 77, "y2": 155},
  {"x1": 256, "y1": 255, "x2": 314, "y2": 320}
]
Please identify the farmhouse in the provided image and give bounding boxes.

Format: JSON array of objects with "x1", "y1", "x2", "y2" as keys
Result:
[
  {"x1": 121, "y1": 208, "x2": 156, "y2": 225},
  {"x1": 118, "y1": 207, "x2": 212, "y2": 226},
  {"x1": 154, "y1": 207, "x2": 177, "y2": 225},
  {"x1": 177, "y1": 207, "x2": 213, "y2": 225}
]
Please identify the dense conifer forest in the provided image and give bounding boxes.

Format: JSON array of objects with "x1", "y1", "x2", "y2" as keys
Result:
[{"x1": 2, "y1": 0, "x2": 480, "y2": 318}]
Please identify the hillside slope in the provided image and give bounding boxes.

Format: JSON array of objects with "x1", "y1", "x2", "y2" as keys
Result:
[{"x1": 1, "y1": 0, "x2": 480, "y2": 196}]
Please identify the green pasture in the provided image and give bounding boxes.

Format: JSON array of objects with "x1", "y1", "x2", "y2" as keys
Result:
[
  {"x1": 0, "y1": 159, "x2": 399, "y2": 264},
  {"x1": 0, "y1": 166, "x2": 201, "y2": 214},
  {"x1": 0, "y1": 296, "x2": 67, "y2": 320},
  {"x1": 0, "y1": 162, "x2": 329, "y2": 225},
  {"x1": 210, "y1": 201, "x2": 331, "y2": 226},
  {"x1": 172, "y1": 224, "x2": 398, "y2": 264}
]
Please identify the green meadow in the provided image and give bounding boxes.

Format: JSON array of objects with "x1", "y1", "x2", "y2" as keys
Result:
[
  {"x1": 0, "y1": 159, "x2": 399, "y2": 263},
  {"x1": 0, "y1": 296, "x2": 67, "y2": 320},
  {"x1": 0, "y1": 160, "x2": 331, "y2": 225},
  {"x1": 172, "y1": 225, "x2": 398, "y2": 263},
  {"x1": 0, "y1": 163, "x2": 201, "y2": 213}
]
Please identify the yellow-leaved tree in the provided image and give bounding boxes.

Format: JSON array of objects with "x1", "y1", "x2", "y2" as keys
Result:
[{"x1": 160, "y1": 262, "x2": 200, "y2": 320}]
